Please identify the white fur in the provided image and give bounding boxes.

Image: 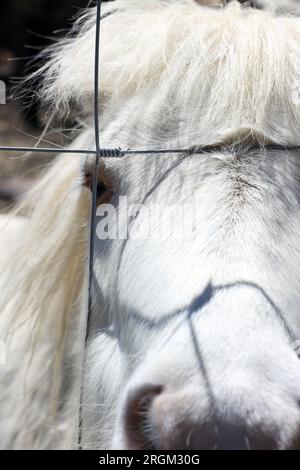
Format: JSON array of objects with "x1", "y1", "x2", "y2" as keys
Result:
[
  {"x1": 0, "y1": 146, "x2": 91, "y2": 449},
  {"x1": 256, "y1": 0, "x2": 300, "y2": 14},
  {"x1": 0, "y1": 215, "x2": 27, "y2": 265},
  {"x1": 40, "y1": 1, "x2": 300, "y2": 144},
  {"x1": 2, "y1": 0, "x2": 300, "y2": 449}
]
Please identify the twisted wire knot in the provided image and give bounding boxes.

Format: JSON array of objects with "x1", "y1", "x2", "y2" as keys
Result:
[{"x1": 99, "y1": 147, "x2": 123, "y2": 158}]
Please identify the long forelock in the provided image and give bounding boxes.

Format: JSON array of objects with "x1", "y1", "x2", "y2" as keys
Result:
[{"x1": 38, "y1": 0, "x2": 300, "y2": 141}]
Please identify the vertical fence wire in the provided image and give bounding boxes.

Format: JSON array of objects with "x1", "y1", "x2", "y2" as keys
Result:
[{"x1": 78, "y1": 0, "x2": 102, "y2": 449}]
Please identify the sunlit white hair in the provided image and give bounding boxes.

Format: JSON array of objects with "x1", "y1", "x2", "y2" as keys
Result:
[
  {"x1": 39, "y1": 0, "x2": 300, "y2": 143},
  {"x1": 1, "y1": 0, "x2": 300, "y2": 449},
  {"x1": 0, "y1": 149, "x2": 91, "y2": 449}
]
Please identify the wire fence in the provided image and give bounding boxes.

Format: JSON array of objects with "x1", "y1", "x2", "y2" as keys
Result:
[
  {"x1": 1, "y1": 0, "x2": 300, "y2": 349},
  {"x1": 1, "y1": 0, "x2": 300, "y2": 450},
  {"x1": 1, "y1": 0, "x2": 300, "y2": 170},
  {"x1": 1, "y1": 4, "x2": 300, "y2": 325}
]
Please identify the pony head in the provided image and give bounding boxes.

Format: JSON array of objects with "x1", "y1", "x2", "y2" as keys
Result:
[{"x1": 2, "y1": 0, "x2": 300, "y2": 450}]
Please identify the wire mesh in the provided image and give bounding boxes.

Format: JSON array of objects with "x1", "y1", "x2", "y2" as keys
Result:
[{"x1": 1, "y1": 0, "x2": 300, "y2": 451}]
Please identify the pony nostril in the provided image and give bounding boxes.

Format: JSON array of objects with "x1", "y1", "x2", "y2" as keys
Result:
[{"x1": 123, "y1": 384, "x2": 163, "y2": 450}]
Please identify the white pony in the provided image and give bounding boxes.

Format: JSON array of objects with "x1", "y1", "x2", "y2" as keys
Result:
[{"x1": 1, "y1": 0, "x2": 300, "y2": 450}]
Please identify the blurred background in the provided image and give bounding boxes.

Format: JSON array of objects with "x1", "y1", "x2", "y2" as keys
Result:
[{"x1": 0, "y1": 0, "x2": 92, "y2": 211}]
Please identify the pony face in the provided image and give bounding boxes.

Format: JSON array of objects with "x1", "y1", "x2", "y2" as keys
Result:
[
  {"x1": 76, "y1": 1, "x2": 300, "y2": 450},
  {"x1": 86, "y1": 142, "x2": 300, "y2": 450}
]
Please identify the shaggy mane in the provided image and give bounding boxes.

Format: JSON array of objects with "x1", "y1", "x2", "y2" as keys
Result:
[
  {"x1": 37, "y1": 0, "x2": 300, "y2": 143},
  {"x1": 0, "y1": 152, "x2": 91, "y2": 449}
]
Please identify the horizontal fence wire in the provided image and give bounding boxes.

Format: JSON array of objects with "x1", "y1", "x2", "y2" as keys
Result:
[{"x1": 1, "y1": 145, "x2": 300, "y2": 157}]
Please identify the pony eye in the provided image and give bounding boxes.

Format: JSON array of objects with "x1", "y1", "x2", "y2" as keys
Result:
[
  {"x1": 96, "y1": 180, "x2": 110, "y2": 200},
  {"x1": 84, "y1": 168, "x2": 114, "y2": 204}
]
